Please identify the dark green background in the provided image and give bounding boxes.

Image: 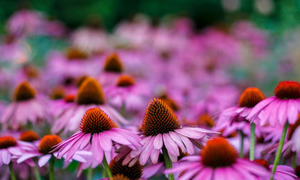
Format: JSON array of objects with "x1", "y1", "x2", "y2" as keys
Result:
[{"x1": 0, "y1": 0, "x2": 299, "y2": 32}]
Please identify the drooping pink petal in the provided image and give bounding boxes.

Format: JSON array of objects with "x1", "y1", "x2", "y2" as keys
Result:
[
  {"x1": 38, "y1": 154, "x2": 52, "y2": 167},
  {"x1": 163, "y1": 133, "x2": 179, "y2": 156}
]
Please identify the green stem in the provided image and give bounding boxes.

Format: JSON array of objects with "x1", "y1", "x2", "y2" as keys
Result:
[
  {"x1": 33, "y1": 160, "x2": 41, "y2": 180},
  {"x1": 250, "y1": 123, "x2": 256, "y2": 161},
  {"x1": 271, "y1": 122, "x2": 289, "y2": 180},
  {"x1": 8, "y1": 163, "x2": 16, "y2": 180},
  {"x1": 162, "y1": 146, "x2": 175, "y2": 180},
  {"x1": 49, "y1": 156, "x2": 55, "y2": 180},
  {"x1": 87, "y1": 167, "x2": 93, "y2": 180},
  {"x1": 102, "y1": 156, "x2": 112, "y2": 179},
  {"x1": 121, "y1": 102, "x2": 126, "y2": 117},
  {"x1": 240, "y1": 131, "x2": 245, "y2": 158},
  {"x1": 293, "y1": 152, "x2": 297, "y2": 169}
]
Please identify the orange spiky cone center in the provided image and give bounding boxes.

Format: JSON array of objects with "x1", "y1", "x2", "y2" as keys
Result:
[
  {"x1": 38, "y1": 135, "x2": 62, "y2": 154},
  {"x1": 201, "y1": 137, "x2": 237, "y2": 168},
  {"x1": 0, "y1": 136, "x2": 17, "y2": 149},
  {"x1": 13, "y1": 82, "x2": 36, "y2": 102},
  {"x1": 117, "y1": 75, "x2": 135, "y2": 87},
  {"x1": 142, "y1": 98, "x2": 180, "y2": 136},
  {"x1": 66, "y1": 48, "x2": 88, "y2": 60},
  {"x1": 76, "y1": 77, "x2": 105, "y2": 105},
  {"x1": 80, "y1": 108, "x2": 117, "y2": 134},
  {"x1": 104, "y1": 53, "x2": 124, "y2": 73},
  {"x1": 274, "y1": 81, "x2": 300, "y2": 99},
  {"x1": 239, "y1": 87, "x2": 265, "y2": 108},
  {"x1": 109, "y1": 157, "x2": 143, "y2": 180},
  {"x1": 20, "y1": 131, "x2": 40, "y2": 142}
]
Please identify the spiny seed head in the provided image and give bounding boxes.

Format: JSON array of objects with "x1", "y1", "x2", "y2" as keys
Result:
[
  {"x1": 160, "y1": 95, "x2": 180, "y2": 112},
  {"x1": 104, "y1": 53, "x2": 124, "y2": 73},
  {"x1": 117, "y1": 75, "x2": 135, "y2": 87},
  {"x1": 274, "y1": 81, "x2": 300, "y2": 99},
  {"x1": 76, "y1": 77, "x2": 105, "y2": 105},
  {"x1": 197, "y1": 113, "x2": 215, "y2": 127},
  {"x1": 80, "y1": 108, "x2": 117, "y2": 134},
  {"x1": 66, "y1": 48, "x2": 88, "y2": 60},
  {"x1": 38, "y1": 135, "x2": 62, "y2": 154},
  {"x1": 50, "y1": 86, "x2": 65, "y2": 100},
  {"x1": 20, "y1": 131, "x2": 39, "y2": 142},
  {"x1": 0, "y1": 136, "x2": 17, "y2": 149},
  {"x1": 239, "y1": 87, "x2": 265, "y2": 108},
  {"x1": 142, "y1": 98, "x2": 180, "y2": 136},
  {"x1": 254, "y1": 159, "x2": 270, "y2": 170},
  {"x1": 64, "y1": 94, "x2": 76, "y2": 103},
  {"x1": 112, "y1": 175, "x2": 130, "y2": 180},
  {"x1": 13, "y1": 81, "x2": 36, "y2": 102},
  {"x1": 109, "y1": 157, "x2": 143, "y2": 180},
  {"x1": 76, "y1": 75, "x2": 88, "y2": 87},
  {"x1": 201, "y1": 137, "x2": 237, "y2": 168}
]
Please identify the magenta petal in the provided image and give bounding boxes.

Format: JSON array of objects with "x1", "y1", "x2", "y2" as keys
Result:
[
  {"x1": 153, "y1": 134, "x2": 163, "y2": 150},
  {"x1": 17, "y1": 153, "x2": 39, "y2": 163},
  {"x1": 163, "y1": 133, "x2": 179, "y2": 156},
  {"x1": 38, "y1": 154, "x2": 51, "y2": 167},
  {"x1": 287, "y1": 100, "x2": 298, "y2": 124},
  {"x1": 99, "y1": 133, "x2": 112, "y2": 152},
  {"x1": 143, "y1": 163, "x2": 163, "y2": 178},
  {"x1": 150, "y1": 149, "x2": 160, "y2": 164},
  {"x1": 248, "y1": 97, "x2": 275, "y2": 119},
  {"x1": 2, "y1": 150, "x2": 11, "y2": 165},
  {"x1": 92, "y1": 134, "x2": 104, "y2": 163},
  {"x1": 169, "y1": 131, "x2": 186, "y2": 153},
  {"x1": 140, "y1": 137, "x2": 154, "y2": 165}
]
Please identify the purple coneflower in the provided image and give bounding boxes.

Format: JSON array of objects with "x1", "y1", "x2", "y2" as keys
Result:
[
  {"x1": 247, "y1": 81, "x2": 300, "y2": 176},
  {"x1": 52, "y1": 107, "x2": 141, "y2": 179},
  {"x1": 120, "y1": 98, "x2": 217, "y2": 180},
  {"x1": 51, "y1": 77, "x2": 128, "y2": 134},
  {"x1": 0, "y1": 136, "x2": 23, "y2": 180},
  {"x1": 216, "y1": 87, "x2": 265, "y2": 160},
  {"x1": 254, "y1": 159, "x2": 297, "y2": 180},
  {"x1": 106, "y1": 75, "x2": 149, "y2": 115},
  {"x1": 99, "y1": 53, "x2": 124, "y2": 87},
  {"x1": 1, "y1": 81, "x2": 50, "y2": 130},
  {"x1": 165, "y1": 137, "x2": 270, "y2": 180}
]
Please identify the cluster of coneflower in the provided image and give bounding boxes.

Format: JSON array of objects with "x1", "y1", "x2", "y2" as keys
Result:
[
  {"x1": 0, "y1": 10, "x2": 299, "y2": 180},
  {"x1": 1, "y1": 55, "x2": 300, "y2": 180}
]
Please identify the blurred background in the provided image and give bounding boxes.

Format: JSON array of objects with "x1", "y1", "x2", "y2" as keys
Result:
[
  {"x1": 0, "y1": 0, "x2": 299, "y2": 32},
  {"x1": 1, "y1": 1, "x2": 300, "y2": 179}
]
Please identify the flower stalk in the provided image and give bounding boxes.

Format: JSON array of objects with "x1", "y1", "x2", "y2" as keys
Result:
[{"x1": 163, "y1": 146, "x2": 175, "y2": 180}]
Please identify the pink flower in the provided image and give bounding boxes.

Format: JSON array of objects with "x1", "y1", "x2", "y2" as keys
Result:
[
  {"x1": 98, "y1": 53, "x2": 124, "y2": 87},
  {"x1": 17, "y1": 135, "x2": 62, "y2": 167},
  {"x1": 51, "y1": 77, "x2": 128, "y2": 134},
  {"x1": 105, "y1": 75, "x2": 150, "y2": 113},
  {"x1": 1, "y1": 82, "x2": 51, "y2": 130},
  {"x1": 17, "y1": 134, "x2": 89, "y2": 167},
  {"x1": 0, "y1": 136, "x2": 23, "y2": 166},
  {"x1": 71, "y1": 27, "x2": 109, "y2": 54},
  {"x1": 6, "y1": 10, "x2": 45, "y2": 37},
  {"x1": 215, "y1": 87, "x2": 265, "y2": 136},
  {"x1": 0, "y1": 35, "x2": 29, "y2": 63},
  {"x1": 45, "y1": 49, "x2": 99, "y2": 83},
  {"x1": 254, "y1": 159, "x2": 297, "y2": 180},
  {"x1": 247, "y1": 81, "x2": 300, "y2": 126},
  {"x1": 119, "y1": 98, "x2": 217, "y2": 166},
  {"x1": 165, "y1": 137, "x2": 270, "y2": 180},
  {"x1": 52, "y1": 107, "x2": 141, "y2": 168}
]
